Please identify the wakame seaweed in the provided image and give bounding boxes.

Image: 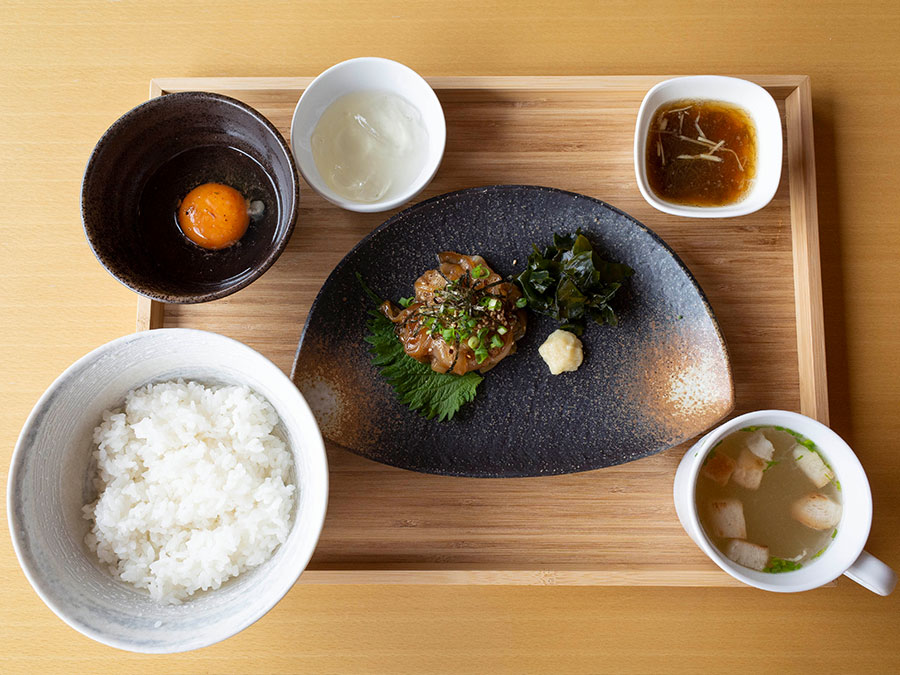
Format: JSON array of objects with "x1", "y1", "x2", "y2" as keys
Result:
[{"x1": 514, "y1": 229, "x2": 633, "y2": 336}]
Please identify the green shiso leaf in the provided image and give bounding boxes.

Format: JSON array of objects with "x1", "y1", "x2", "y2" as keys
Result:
[
  {"x1": 514, "y1": 228, "x2": 633, "y2": 334},
  {"x1": 359, "y1": 274, "x2": 483, "y2": 422}
]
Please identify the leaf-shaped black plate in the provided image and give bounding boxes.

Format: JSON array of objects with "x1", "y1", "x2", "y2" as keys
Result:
[{"x1": 292, "y1": 186, "x2": 733, "y2": 477}]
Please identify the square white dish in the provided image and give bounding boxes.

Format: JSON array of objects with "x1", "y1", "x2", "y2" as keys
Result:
[{"x1": 634, "y1": 75, "x2": 783, "y2": 218}]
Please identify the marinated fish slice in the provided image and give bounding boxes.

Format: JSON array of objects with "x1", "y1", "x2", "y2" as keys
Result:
[{"x1": 382, "y1": 252, "x2": 527, "y2": 375}]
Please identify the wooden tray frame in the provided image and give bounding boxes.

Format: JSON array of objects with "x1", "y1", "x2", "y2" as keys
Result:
[{"x1": 137, "y1": 76, "x2": 826, "y2": 585}]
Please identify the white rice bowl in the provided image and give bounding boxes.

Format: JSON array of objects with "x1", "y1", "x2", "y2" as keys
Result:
[{"x1": 83, "y1": 380, "x2": 296, "y2": 604}]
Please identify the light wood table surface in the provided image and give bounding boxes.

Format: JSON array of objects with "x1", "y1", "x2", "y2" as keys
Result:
[{"x1": 1, "y1": 1, "x2": 898, "y2": 672}]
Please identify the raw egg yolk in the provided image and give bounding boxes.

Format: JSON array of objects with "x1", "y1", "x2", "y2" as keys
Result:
[{"x1": 177, "y1": 183, "x2": 250, "y2": 250}]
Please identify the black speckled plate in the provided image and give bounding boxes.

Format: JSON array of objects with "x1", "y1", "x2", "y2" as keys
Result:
[{"x1": 292, "y1": 186, "x2": 733, "y2": 477}]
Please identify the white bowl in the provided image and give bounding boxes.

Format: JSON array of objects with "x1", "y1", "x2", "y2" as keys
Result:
[
  {"x1": 7, "y1": 329, "x2": 329, "y2": 652},
  {"x1": 290, "y1": 57, "x2": 446, "y2": 213},
  {"x1": 634, "y1": 76, "x2": 783, "y2": 218},
  {"x1": 674, "y1": 410, "x2": 896, "y2": 595}
]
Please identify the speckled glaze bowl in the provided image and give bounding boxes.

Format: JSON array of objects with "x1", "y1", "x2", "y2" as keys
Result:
[
  {"x1": 7, "y1": 329, "x2": 328, "y2": 652},
  {"x1": 82, "y1": 92, "x2": 299, "y2": 303}
]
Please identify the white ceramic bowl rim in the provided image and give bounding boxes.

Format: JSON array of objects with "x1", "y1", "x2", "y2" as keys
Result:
[
  {"x1": 682, "y1": 410, "x2": 871, "y2": 592},
  {"x1": 290, "y1": 56, "x2": 446, "y2": 213},
  {"x1": 633, "y1": 75, "x2": 783, "y2": 218},
  {"x1": 7, "y1": 328, "x2": 329, "y2": 652}
]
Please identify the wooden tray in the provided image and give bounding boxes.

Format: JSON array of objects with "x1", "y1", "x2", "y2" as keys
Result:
[{"x1": 137, "y1": 76, "x2": 825, "y2": 585}]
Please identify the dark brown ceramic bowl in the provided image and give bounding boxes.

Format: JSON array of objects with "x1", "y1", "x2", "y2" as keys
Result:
[{"x1": 82, "y1": 92, "x2": 299, "y2": 303}]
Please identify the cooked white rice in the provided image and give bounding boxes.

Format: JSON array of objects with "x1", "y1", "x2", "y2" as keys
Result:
[{"x1": 82, "y1": 380, "x2": 296, "y2": 604}]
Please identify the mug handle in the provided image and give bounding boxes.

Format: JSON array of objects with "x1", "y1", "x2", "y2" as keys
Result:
[{"x1": 843, "y1": 550, "x2": 897, "y2": 596}]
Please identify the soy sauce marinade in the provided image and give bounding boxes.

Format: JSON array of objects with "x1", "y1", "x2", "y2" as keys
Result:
[{"x1": 646, "y1": 99, "x2": 757, "y2": 206}]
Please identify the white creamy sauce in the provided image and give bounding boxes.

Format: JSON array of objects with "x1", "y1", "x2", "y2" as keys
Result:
[{"x1": 311, "y1": 91, "x2": 429, "y2": 203}]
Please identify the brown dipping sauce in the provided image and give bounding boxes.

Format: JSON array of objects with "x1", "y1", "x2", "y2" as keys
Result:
[{"x1": 646, "y1": 99, "x2": 756, "y2": 207}]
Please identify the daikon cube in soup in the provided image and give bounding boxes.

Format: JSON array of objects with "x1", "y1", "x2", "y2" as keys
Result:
[{"x1": 696, "y1": 426, "x2": 842, "y2": 573}]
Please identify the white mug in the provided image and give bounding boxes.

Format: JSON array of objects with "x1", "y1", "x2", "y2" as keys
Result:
[{"x1": 673, "y1": 410, "x2": 896, "y2": 595}]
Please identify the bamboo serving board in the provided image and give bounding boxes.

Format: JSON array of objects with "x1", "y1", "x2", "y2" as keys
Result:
[{"x1": 137, "y1": 76, "x2": 825, "y2": 586}]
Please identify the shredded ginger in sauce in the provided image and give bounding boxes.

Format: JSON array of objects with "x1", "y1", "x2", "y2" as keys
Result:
[
  {"x1": 646, "y1": 99, "x2": 757, "y2": 207},
  {"x1": 380, "y1": 252, "x2": 527, "y2": 375}
]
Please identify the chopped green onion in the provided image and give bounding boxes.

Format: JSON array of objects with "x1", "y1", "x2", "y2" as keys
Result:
[
  {"x1": 480, "y1": 297, "x2": 501, "y2": 311},
  {"x1": 467, "y1": 336, "x2": 480, "y2": 349},
  {"x1": 490, "y1": 334, "x2": 503, "y2": 349},
  {"x1": 466, "y1": 318, "x2": 478, "y2": 328},
  {"x1": 515, "y1": 297, "x2": 527, "y2": 308},
  {"x1": 474, "y1": 347, "x2": 489, "y2": 364},
  {"x1": 496, "y1": 325, "x2": 508, "y2": 335},
  {"x1": 472, "y1": 265, "x2": 488, "y2": 279},
  {"x1": 399, "y1": 296, "x2": 414, "y2": 308},
  {"x1": 477, "y1": 327, "x2": 490, "y2": 340},
  {"x1": 441, "y1": 328, "x2": 456, "y2": 342}
]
